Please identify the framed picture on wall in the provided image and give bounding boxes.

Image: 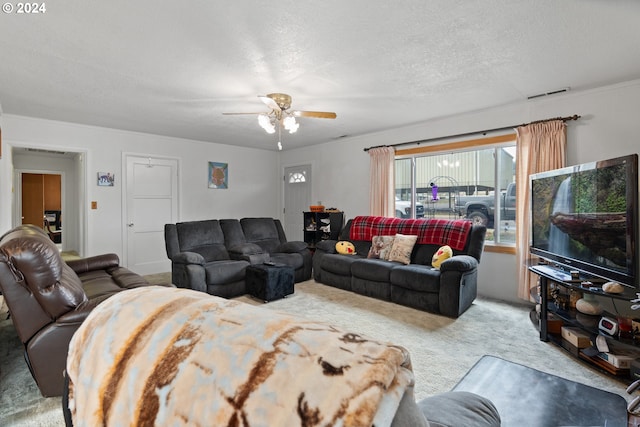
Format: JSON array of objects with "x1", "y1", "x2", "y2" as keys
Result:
[
  {"x1": 208, "y1": 161, "x2": 228, "y2": 189},
  {"x1": 97, "y1": 172, "x2": 115, "y2": 186}
]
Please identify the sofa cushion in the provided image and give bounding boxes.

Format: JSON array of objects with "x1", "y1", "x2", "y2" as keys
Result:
[
  {"x1": 240, "y1": 218, "x2": 282, "y2": 253},
  {"x1": 387, "y1": 234, "x2": 418, "y2": 265},
  {"x1": 219, "y1": 219, "x2": 246, "y2": 247},
  {"x1": 176, "y1": 220, "x2": 225, "y2": 251},
  {"x1": 191, "y1": 244, "x2": 230, "y2": 262},
  {"x1": 204, "y1": 260, "x2": 248, "y2": 285},
  {"x1": 321, "y1": 253, "x2": 363, "y2": 276},
  {"x1": 390, "y1": 264, "x2": 440, "y2": 293},
  {"x1": 79, "y1": 270, "x2": 130, "y2": 299},
  {"x1": 352, "y1": 259, "x2": 396, "y2": 282},
  {"x1": 278, "y1": 241, "x2": 308, "y2": 253}
]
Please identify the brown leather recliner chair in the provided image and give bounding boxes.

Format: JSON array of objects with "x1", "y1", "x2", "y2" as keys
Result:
[{"x1": 0, "y1": 224, "x2": 171, "y2": 397}]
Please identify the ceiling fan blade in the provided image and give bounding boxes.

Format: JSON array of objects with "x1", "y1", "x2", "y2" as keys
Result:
[
  {"x1": 259, "y1": 95, "x2": 281, "y2": 111},
  {"x1": 292, "y1": 110, "x2": 337, "y2": 119},
  {"x1": 222, "y1": 112, "x2": 266, "y2": 115}
]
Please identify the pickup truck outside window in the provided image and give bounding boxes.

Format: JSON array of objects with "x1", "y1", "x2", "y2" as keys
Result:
[{"x1": 395, "y1": 143, "x2": 516, "y2": 245}]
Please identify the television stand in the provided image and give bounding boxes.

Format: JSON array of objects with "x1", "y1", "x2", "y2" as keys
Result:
[
  {"x1": 532, "y1": 263, "x2": 607, "y2": 284},
  {"x1": 529, "y1": 261, "x2": 640, "y2": 383}
]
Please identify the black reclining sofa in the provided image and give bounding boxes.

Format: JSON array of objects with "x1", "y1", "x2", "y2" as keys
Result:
[
  {"x1": 312, "y1": 216, "x2": 486, "y2": 318},
  {"x1": 164, "y1": 217, "x2": 312, "y2": 298}
]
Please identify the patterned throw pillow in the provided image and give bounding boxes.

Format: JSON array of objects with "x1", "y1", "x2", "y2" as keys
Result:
[
  {"x1": 387, "y1": 234, "x2": 418, "y2": 265},
  {"x1": 367, "y1": 235, "x2": 395, "y2": 260}
]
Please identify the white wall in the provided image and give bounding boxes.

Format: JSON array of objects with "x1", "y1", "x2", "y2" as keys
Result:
[
  {"x1": 0, "y1": 115, "x2": 279, "y2": 259},
  {"x1": 1, "y1": 80, "x2": 638, "y2": 302},
  {"x1": 279, "y1": 79, "x2": 640, "y2": 303}
]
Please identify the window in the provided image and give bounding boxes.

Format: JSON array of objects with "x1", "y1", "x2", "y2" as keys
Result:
[
  {"x1": 289, "y1": 171, "x2": 306, "y2": 183},
  {"x1": 395, "y1": 134, "x2": 517, "y2": 246}
]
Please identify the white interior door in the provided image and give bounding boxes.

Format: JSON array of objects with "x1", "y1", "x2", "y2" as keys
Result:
[
  {"x1": 284, "y1": 165, "x2": 311, "y2": 241},
  {"x1": 124, "y1": 155, "x2": 178, "y2": 275}
]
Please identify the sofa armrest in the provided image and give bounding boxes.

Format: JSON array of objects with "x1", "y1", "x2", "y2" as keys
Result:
[
  {"x1": 171, "y1": 251, "x2": 205, "y2": 265},
  {"x1": 315, "y1": 239, "x2": 338, "y2": 253},
  {"x1": 439, "y1": 255, "x2": 479, "y2": 318},
  {"x1": 66, "y1": 253, "x2": 120, "y2": 275},
  {"x1": 277, "y1": 241, "x2": 309, "y2": 253},
  {"x1": 417, "y1": 391, "x2": 500, "y2": 427},
  {"x1": 439, "y1": 255, "x2": 477, "y2": 273},
  {"x1": 56, "y1": 294, "x2": 113, "y2": 324}
]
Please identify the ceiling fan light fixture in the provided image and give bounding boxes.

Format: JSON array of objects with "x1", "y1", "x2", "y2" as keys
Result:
[
  {"x1": 258, "y1": 114, "x2": 276, "y2": 134},
  {"x1": 283, "y1": 116, "x2": 299, "y2": 133}
]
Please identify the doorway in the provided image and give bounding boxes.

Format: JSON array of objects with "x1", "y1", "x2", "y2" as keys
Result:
[
  {"x1": 283, "y1": 164, "x2": 311, "y2": 241},
  {"x1": 21, "y1": 172, "x2": 62, "y2": 244},
  {"x1": 12, "y1": 147, "x2": 85, "y2": 256}
]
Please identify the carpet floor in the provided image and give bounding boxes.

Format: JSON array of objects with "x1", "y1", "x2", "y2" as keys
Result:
[{"x1": 0, "y1": 276, "x2": 631, "y2": 426}]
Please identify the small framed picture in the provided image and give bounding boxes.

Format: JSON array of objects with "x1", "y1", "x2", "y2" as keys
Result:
[
  {"x1": 208, "y1": 162, "x2": 228, "y2": 189},
  {"x1": 97, "y1": 172, "x2": 115, "y2": 186}
]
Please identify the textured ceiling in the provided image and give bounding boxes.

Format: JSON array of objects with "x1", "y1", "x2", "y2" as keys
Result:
[{"x1": 1, "y1": 1, "x2": 640, "y2": 150}]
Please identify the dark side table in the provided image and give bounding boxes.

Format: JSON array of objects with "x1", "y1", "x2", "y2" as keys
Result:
[{"x1": 246, "y1": 263, "x2": 294, "y2": 302}]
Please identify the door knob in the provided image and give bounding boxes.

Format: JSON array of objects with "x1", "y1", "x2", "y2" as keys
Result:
[{"x1": 128, "y1": 223, "x2": 134, "y2": 227}]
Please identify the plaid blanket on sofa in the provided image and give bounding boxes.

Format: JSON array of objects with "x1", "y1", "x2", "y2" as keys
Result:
[
  {"x1": 66, "y1": 286, "x2": 415, "y2": 427},
  {"x1": 349, "y1": 216, "x2": 472, "y2": 251}
]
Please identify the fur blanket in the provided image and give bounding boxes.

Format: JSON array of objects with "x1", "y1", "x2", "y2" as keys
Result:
[{"x1": 66, "y1": 286, "x2": 415, "y2": 426}]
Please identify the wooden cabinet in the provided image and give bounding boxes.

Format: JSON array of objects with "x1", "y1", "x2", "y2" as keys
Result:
[{"x1": 303, "y1": 211, "x2": 344, "y2": 248}]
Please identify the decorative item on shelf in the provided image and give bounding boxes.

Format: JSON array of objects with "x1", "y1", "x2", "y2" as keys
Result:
[
  {"x1": 324, "y1": 207, "x2": 342, "y2": 213},
  {"x1": 602, "y1": 281, "x2": 625, "y2": 294},
  {"x1": 617, "y1": 316, "x2": 633, "y2": 340},
  {"x1": 305, "y1": 218, "x2": 317, "y2": 231},
  {"x1": 569, "y1": 289, "x2": 582, "y2": 309},
  {"x1": 575, "y1": 293, "x2": 603, "y2": 315},
  {"x1": 309, "y1": 201, "x2": 325, "y2": 212},
  {"x1": 319, "y1": 218, "x2": 331, "y2": 233},
  {"x1": 632, "y1": 319, "x2": 640, "y2": 344}
]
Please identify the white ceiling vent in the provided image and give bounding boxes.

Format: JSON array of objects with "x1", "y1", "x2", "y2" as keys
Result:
[{"x1": 527, "y1": 88, "x2": 570, "y2": 100}]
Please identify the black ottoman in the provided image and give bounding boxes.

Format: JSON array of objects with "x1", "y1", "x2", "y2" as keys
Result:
[{"x1": 246, "y1": 263, "x2": 294, "y2": 302}]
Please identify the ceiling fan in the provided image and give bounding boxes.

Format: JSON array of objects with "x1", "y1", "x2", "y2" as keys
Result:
[{"x1": 223, "y1": 93, "x2": 336, "y2": 149}]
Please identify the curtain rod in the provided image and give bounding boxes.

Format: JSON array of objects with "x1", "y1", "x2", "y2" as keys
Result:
[{"x1": 363, "y1": 114, "x2": 581, "y2": 152}]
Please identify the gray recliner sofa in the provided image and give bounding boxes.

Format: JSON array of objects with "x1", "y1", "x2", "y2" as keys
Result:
[
  {"x1": 164, "y1": 218, "x2": 312, "y2": 298},
  {"x1": 165, "y1": 219, "x2": 250, "y2": 298},
  {"x1": 312, "y1": 216, "x2": 486, "y2": 318}
]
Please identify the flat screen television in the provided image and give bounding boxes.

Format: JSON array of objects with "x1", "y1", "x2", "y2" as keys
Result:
[{"x1": 530, "y1": 153, "x2": 639, "y2": 288}]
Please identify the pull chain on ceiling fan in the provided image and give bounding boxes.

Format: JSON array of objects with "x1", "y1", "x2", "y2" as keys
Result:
[{"x1": 223, "y1": 93, "x2": 336, "y2": 149}]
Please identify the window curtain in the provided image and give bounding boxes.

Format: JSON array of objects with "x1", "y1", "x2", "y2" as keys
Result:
[
  {"x1": 369, "y1": 146, "x2": 395, "y2": 217},
  {"x1": 515, "y1": 120, "x2": 567, "y2": 300}
]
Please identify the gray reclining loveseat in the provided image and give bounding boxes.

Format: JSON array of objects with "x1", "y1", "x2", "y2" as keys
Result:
[
  {"x1": 164, "y1": 217, "x2": 312, "y2": 298},
  {"x1": 312, "y1": 216, "x2": 486, "y2": 318}
]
